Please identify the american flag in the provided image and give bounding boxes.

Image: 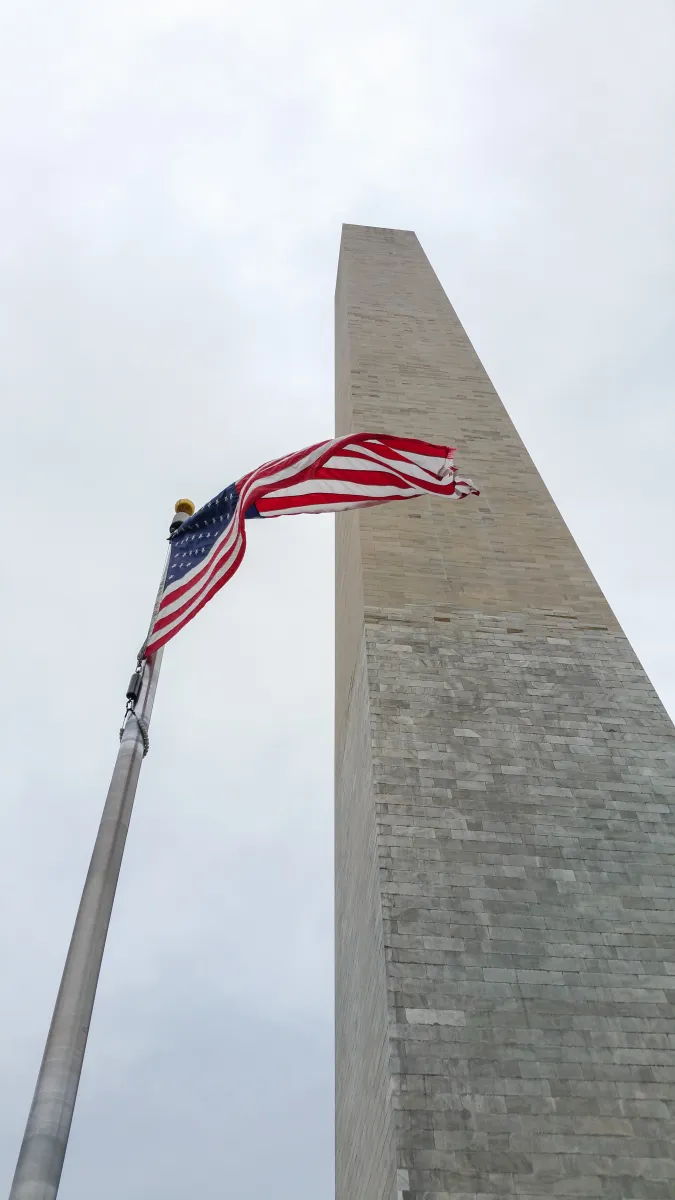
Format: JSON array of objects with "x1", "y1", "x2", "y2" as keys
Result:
[{"x1": 144, "y1": 432, "x2": 478, "y2": 656}]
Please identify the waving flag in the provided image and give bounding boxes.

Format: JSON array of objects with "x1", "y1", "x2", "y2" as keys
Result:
[{"x1": 144, "y1": 432, "x2": 478, "y2": 656}]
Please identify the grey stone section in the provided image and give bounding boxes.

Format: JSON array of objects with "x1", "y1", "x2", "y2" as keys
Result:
[
  {"x1": 374, "y1": 608, "x2": 675, "y2": 1199},
  {"x1": 334, "y1": 224, "x2": 675, "y2": 1200},
  {"x1": 335, "y1": 630, "x2": 397, "y2": 1200}
]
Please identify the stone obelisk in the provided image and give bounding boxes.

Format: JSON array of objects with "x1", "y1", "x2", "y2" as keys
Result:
[{"x1": 335, "y1": 224, "x2": 675, "y2": 1200}]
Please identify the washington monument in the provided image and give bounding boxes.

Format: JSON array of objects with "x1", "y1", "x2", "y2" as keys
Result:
[{"x1": 335, "y1": 225, "x2": 675, "y2": 1199}]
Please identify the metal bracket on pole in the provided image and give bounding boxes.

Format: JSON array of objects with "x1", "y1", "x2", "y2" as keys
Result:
[{"x1": 119, "y1": 665, "x2": 150, "y2": 755}]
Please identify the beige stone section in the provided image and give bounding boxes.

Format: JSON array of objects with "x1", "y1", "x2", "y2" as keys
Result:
[{"x1": 335, "y1": 224, "x2": 615, "y2": 679}]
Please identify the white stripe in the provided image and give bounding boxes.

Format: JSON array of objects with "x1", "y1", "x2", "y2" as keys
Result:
[
  {"x1": 323, "y1": 452, "x2": 435, "y2": 480},
  {"x1": 263, "y1": 479, "x2": 422, "y2": 501},
  {"x1": 331, "y1": 449, "x2": 453, "y2": 486},
  {"x1": 261, "y1": 455, "x2": 455, "y2": 497},
  {"x1": 262, "y1": 480, "x2": 470, "y2": 517},
  {"x1": 263, "y1": 486, "x2": 469, "y2": 518},
  {"x1": 339, "y1": 442, "x2": 450, "y2": 478},
  {"x1": 261, "y1": 498, "x2": 408, "y2": 516}
]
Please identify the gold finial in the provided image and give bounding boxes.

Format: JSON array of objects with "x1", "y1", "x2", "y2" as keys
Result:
[{"x1": 175, "y1": 498, "x2": 196, "y2": 516}]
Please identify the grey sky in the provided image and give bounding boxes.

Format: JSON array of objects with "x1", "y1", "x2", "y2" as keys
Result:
[{"x1": 1, "y1": 3, "x2": 673, "y2": 1197}]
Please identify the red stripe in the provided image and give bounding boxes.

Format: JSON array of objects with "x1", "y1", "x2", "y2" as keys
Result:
[
  {"x1": 256, "y1": 492, "x2": 415, "y2": 514},
  {"x1": 338, "y1": 435, "x2": 455, "y2": 462},
  {"x1": 267, "y1": 468, "x2": 423, "y2": 491},
  {"x1": 262, "y1": 454, "x2": 455, "y2": 496},
  {"x1": 239, "y1": 433, "x2": 451, "y2": 485},
  {"x1": 256, "y1": 480, "x2": 465, "y2": 514},
  {"x1": 355, "y1": 433, "x2": 455, "y2": 457},
  {"x1": 315, "y1": 462, "x2": 440, "y2": 483},
  {"x1": 330, "y1": 445, "x2": 439, "y2": 473},
  {"x1": 324, "y1": 445, "x2": 455, "y2": 484},
  {"x1": 235, "y1": 437, "x2": 330, "y2": 492}
]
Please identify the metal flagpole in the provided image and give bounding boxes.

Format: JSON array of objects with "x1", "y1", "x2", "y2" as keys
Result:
[{"x1": 8, "y1": 499, "x2": 195, "y2": 1200}]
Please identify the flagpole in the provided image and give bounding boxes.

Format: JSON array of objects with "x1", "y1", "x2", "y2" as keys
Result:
[{"x1": 8, "y1": 500, "x2": 194, "y2": 1200}]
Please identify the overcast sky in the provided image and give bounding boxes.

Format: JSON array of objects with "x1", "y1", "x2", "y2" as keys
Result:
[{"x1": 1, "y1": 2, "x2": 674, "y2": 1197}]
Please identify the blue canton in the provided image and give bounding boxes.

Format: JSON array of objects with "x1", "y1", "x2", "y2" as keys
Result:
[{"x1": 165, "y1": 483, "x2": 261, "y2": 587}]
